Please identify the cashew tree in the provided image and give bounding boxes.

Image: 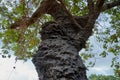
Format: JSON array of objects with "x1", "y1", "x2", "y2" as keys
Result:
[{"x1": 0, "y1": 0, "x2": 120, "y2": 80}]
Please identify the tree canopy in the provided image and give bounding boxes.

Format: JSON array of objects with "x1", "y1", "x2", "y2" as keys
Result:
[
  {"x1": 0, "y1": 0, "x2": 120, "y2": 72},
  {"x1": 89, "y1": 74, "x2": 120, "y2": 80}
]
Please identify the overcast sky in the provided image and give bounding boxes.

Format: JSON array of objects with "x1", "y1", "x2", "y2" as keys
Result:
[
  {"x1": 0, "y1": 47, "x2": 114, "y2": 80},
  {"x1": 0, "y1": 34, "x2": 114, "y2": 80},
  {"x1": 0, "y1": 55, "x2": 38, "y2": 80},
  {"x1": 0, "y1": 15, "x2": 115, "y2": 80},
  {"x1": 0, "y1": 34, "x2": 115, "y2": 80},
  {"x1": 0, "y1": 4, "x2": 116, "y2": 79},
  {"x1": 0, "y1": 55, "x2": 114, "y2": 80}
]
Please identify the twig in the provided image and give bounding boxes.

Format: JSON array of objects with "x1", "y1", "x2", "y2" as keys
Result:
[{"x1": 102, "y1": 0, "x2": 120, "y2": 11}]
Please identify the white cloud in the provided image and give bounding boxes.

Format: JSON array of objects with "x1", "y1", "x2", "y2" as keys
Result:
[
  {"x1": 0, "y1": 49, "x2": 114, "y2": 80},
  {"x1": 0, "y1": 55, "x2": 38, "y2": 80},
  {"x1": 87, "y1": 66, "x2": 114, "y2": 76},
  {"x1": 0, "y1": 55, "x2": 114, "y2": 80}
]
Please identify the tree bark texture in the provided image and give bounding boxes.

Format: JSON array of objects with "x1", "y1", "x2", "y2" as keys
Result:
[
  {"x1": 32, "y1": 15, "x2": 93, "y2": 80},
  {"x1": 32, "y1": 1, "x2": 93, "y2": 80},
  {"x1": 9, "y1": 0, "x2": 120, "y2": 79}
]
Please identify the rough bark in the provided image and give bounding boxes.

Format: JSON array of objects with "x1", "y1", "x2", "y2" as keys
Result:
[
  {"x1": 8, "y1": 0, "x2": 120, "y2": 79},
  {"x1": 32, "y1": 16, "x2": 91, "y2": 80},
  {"x1": 32, "y1": 1, "x2": 93, "y2": 80}
]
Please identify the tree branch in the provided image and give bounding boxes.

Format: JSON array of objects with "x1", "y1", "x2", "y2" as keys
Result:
[
  {"x1": 85, "y1": 0, "x2": 105, "y2": 29},
  {"x1": 10, "y1": 0, "x2": 83, "y2": 30},
  {"x1": 58, "y1": 0, "x2": 83, "y2": 29},
  {"x1": 87, "y1": 0, "x2": 94, "y2": 14},
  {"x1": 102, "y1": 0, "x2": 120, "y2": 11},
  {"x1": 28, "y1": 0, "x2": 54, "y2": 26},
  {"x1": 95, "y1": 0, "x2": 105, "y2": 11},
  {"x1": 10, "y1": 0, "x2": 55, "y2": 29}
]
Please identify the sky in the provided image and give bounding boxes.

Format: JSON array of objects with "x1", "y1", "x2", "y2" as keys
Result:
[
  {"x1": 0, "y1": 54, "x2": 38, "y2": 80},
  {"x1": 0, "y1": 1, "x2": 117, "y2": 79},
  {"x1": 0, "y1": 53, "x2": 114, "y2": 80},
  {"x1": 0, "y1": 32, "x2": 115, "y2": 80},
  {"x1": 0, "y1": 44, "x2": 114, "y2": 80},
  {"x1": 0, "y1": 14, "x2": 115, "y2": 80},
  {"x1": 86, "y1": 35, "x2": 114, "y2": 76}
]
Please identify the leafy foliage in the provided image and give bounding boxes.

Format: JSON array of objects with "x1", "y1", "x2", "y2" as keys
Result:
[
  {"x1": 0, "y1": 0, "x2": 120, "y2": 71},
  {"x1": 94, "y1": 7, "x2": 120, "y2": 68},
  {"x1": 89, "y1": 74, "x2": 120, "y2": 80},
  {"x1": 0, "y1": 0, "x2": 52, "y2": 60}
]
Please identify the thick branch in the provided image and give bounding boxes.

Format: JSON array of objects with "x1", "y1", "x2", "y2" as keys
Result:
[
  {"x1": 10, "y1": 0, "x2": 57, "y2": 29},
  {"x1": 87, "y1": 0, "x2": 94, "y2": 14},
  {"x1": 85, "y1": 0, "x2": 105, "y2": 29},
  {"x1": 28, "y1": 0, "x2": 51, "y2": 26},
  {"x1": 95, "y1": 0, "x2": 105, "y2": 11},
  {"x1": 10, "y1": 0, "x2": 83, "y2": 30},
  {"x1": 102, "y1": 0, "x2": 120, "y2": 11},
  {"x1": 58, "y1": 0, "x2": 83, "y2": 29}
]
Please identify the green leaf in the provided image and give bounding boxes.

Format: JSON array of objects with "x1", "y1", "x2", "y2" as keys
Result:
[
  {"x1": 100, "y1": 51, "x2": 108, "y2": 58},
  {"x1": 2, "y1": 49, "x2": 9, "y2": 54}
]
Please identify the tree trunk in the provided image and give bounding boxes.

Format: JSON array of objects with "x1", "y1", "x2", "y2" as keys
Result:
[
  {"x1": 32, "y1": 1, "x2": 93, "y2": 80},
  {"x1": 32, "y1": 15, "x2": 93, "y2": 80}
]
